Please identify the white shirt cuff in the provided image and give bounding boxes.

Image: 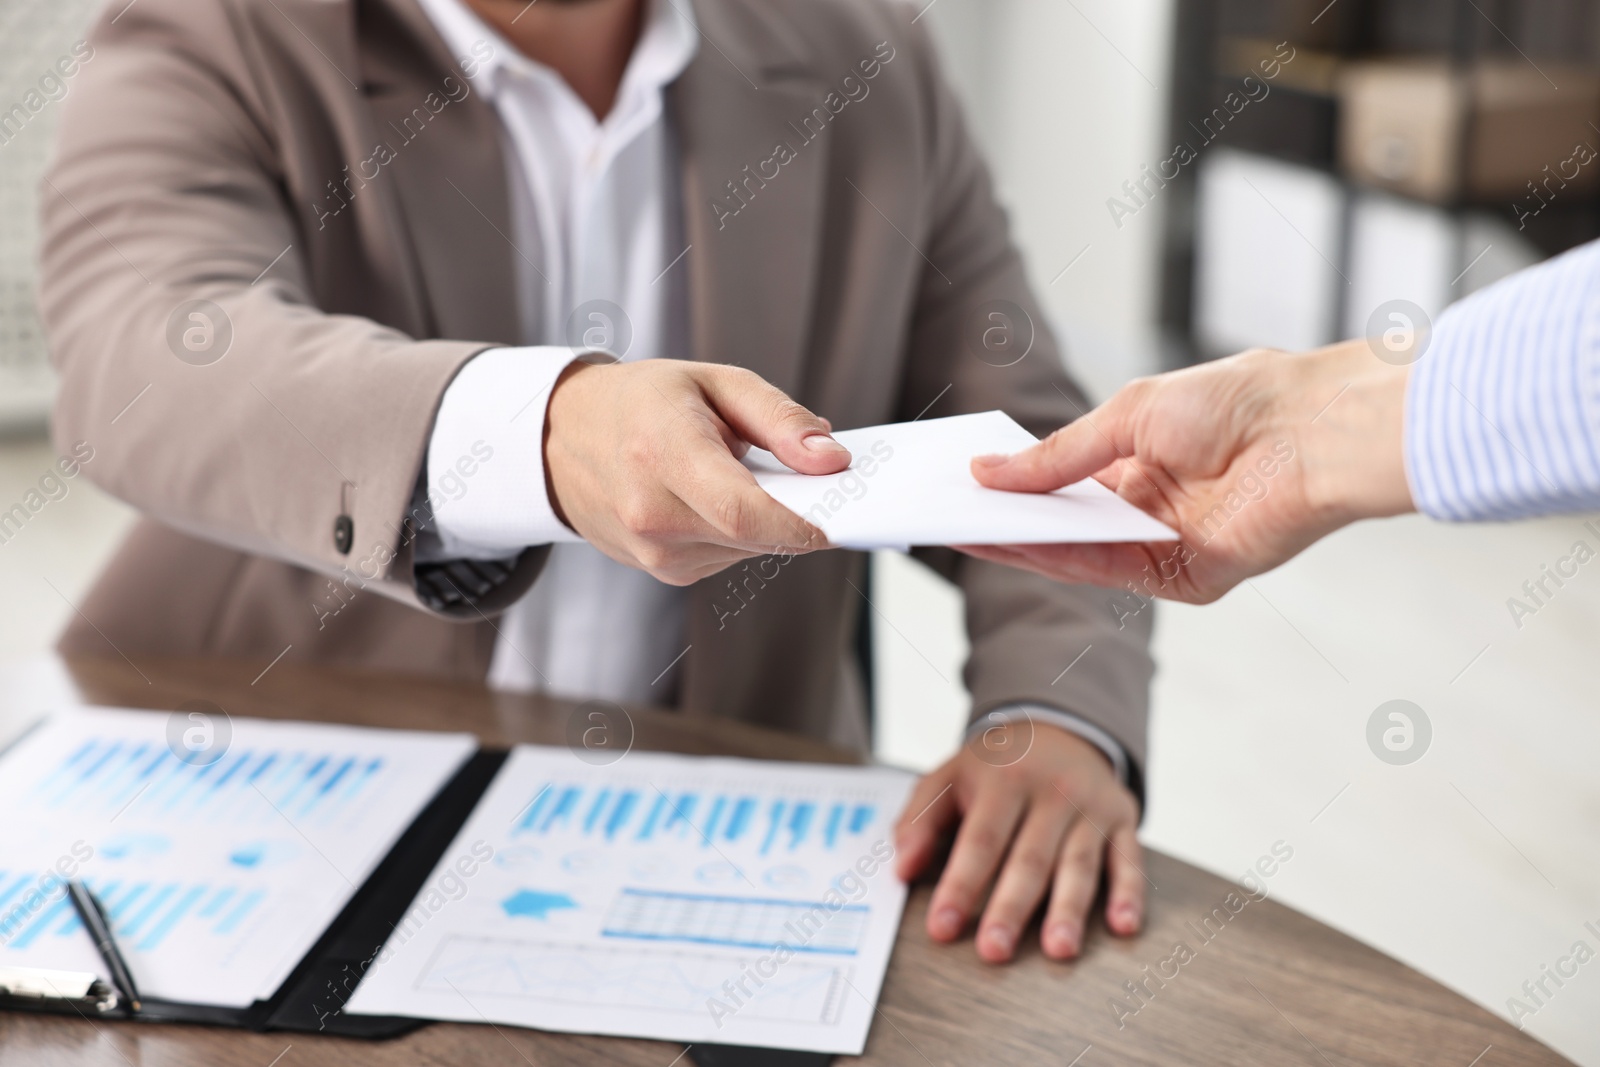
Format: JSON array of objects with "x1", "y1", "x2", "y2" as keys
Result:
[
  {"x1": 425, "y1": 345, "x2": 589, "y2": 558},
  {"x1": 966, "y1": 703, "x2": 1131, "y2": 786}
]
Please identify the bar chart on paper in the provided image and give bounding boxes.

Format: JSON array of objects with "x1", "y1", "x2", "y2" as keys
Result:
[
  {"x1": 0, "y1": 871, "x2": 264, "y2": 953},
  {"x1": 0, "y1": 707, "x2": 475, "y2": 1008},
  {"x1": 347, "y1": 746, "x2": 917, "y2": 1055},
  {"x1": 509, "y1": 780, "x2": 881, "y2": 855},
  {"x1": 29, "y1": 736, "x2": 387, "y2": 828}
]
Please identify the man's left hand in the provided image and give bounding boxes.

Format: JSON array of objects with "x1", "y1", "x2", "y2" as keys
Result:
[{"x1": 894, "y1": 722, "x2": 1144, "y2": 963}]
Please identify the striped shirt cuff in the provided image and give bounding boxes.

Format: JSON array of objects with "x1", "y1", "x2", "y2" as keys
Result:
[{"x1": 1406, "y1": 238, "x2": 1600, "y2": 521}]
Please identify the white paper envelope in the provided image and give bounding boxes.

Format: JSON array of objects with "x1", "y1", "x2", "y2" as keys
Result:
[{"x1": 744, "y1": 410, "x2": 1178, "y2": 549}]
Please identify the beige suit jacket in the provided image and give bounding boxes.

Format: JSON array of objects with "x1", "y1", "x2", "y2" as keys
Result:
[{"x1": 41, "y1": 0, "x2": 1155, "y2": 786}]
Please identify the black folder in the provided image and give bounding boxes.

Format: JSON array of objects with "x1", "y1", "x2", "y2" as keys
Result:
[{"x1": 4, "y1": 745, "x2": 830, "y2": 1067}]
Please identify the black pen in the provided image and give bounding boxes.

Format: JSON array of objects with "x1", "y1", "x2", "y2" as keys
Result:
[{"x1": 66, "y1": 880, "x2": 141, "y2": 1014}]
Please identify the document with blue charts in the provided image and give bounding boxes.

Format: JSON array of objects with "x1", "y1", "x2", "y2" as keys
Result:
[
  {"x1": 0, "y1": 706, "x2": 475, "y2": 1007},
  {"x1": 346, "y1": 745, "x2": 917, "y2": 1054}
]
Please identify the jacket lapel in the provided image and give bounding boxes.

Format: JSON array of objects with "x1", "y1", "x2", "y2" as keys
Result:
[
  {"x1": 668, "y1": 3, "x2": 845, "y2": 726},
  {"x1": 359, "y1": 0, "x2": 831, "y2": 371},
  {"x1": 357, "y1": 0, "x2": 522, "y2": 346},
  {"x1": 668, "y1": 3, "x2": 829, "y2": 398}
]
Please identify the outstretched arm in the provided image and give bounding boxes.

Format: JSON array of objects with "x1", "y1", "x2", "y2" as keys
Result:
[
  {"x1": 962, "y1": 235, "x2": 1600, "y2": 602},
  {"x1": 961, "y1": 339, "x2": 1412, "y2": 603}
]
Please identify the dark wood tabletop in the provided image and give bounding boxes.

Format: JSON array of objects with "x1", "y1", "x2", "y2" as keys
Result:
[{"x1": 0, "y1": 656, "x2": 1568, "y2": 1066}]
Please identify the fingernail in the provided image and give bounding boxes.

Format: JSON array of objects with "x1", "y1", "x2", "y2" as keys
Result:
[
  {"x1": 982, "y1": 925, "x2": 1014, "y2": 956},
  {"x1": 972, "y1": 453, "x2": 1009, "y2": 468},
  {"x1": 1115, "y1": 902, "x2": 1142, "y2": 931},
  {"x1": 930, "y1": 906, "x2": 962, "y2": 939},
  {"x1": 1047, "y1": 921, "x2": 1080, "y2": 956},
  {"x1": 802, "y1": 433, "x2": 849, "y2": 454}
]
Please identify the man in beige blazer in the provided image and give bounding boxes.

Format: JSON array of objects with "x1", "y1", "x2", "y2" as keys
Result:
[{"x1": 41, "y1": 0, "x2": 1154, "y2": 965}]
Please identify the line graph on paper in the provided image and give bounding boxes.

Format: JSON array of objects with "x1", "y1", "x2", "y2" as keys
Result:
[{"x1": 417, "y1": 935, "x2": 849, "y2": 1025}]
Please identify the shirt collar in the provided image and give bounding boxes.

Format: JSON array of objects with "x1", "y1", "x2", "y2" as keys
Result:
[{"x1": 412, "y1": 0, "x2": 698, "y2": 115}]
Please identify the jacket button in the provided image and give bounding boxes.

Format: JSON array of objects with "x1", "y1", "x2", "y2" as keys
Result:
[{"x1": 333, "y1": 514, "x2": 353, "y2": 554}]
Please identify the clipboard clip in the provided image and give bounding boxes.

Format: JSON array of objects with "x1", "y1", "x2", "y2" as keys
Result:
[{"x1": 0, "y1": 966, "x2": 121, "y2": 1015}]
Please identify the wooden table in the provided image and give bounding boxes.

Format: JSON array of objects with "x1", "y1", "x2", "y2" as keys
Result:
[{"x1": 0, "y1": 657, "x2": 1569, "y2": 1066}]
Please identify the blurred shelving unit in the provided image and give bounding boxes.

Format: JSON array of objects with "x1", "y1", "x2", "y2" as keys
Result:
[
  {"x1": 1158, "y1": 0, "x2": 1600, "y2": 365},
  {"x1": 0, "y1": 0, "x2": 104, "y2": 434}
]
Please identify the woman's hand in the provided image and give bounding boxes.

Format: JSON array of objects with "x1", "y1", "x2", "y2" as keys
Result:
[{"x1": 959, "y1": 341, "x2": 1415, "y2": 603}]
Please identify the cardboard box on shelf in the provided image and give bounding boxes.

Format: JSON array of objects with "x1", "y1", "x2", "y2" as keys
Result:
[
  {"x1": 1470, "y1": 62, "x2": 1600, "y2": 201},
  {"x1": 1337, "y1": 60, "x2": 1467, "y2": 202},
  {"x1": 1217, "y1": 36, "x2": 1339, "y2": 93},
  {"x1": 1337, "y1": 58, "x2": 1600, "y2": 204}
]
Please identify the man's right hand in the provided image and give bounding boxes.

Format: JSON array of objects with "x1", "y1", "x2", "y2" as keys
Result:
[{"x1": 545, "y1": 359, "x2": 851, "y2": 585}]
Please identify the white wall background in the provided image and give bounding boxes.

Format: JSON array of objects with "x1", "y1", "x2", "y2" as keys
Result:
[{"x1": 923, "y1": 0, "x2": 1175, "y2": 401}]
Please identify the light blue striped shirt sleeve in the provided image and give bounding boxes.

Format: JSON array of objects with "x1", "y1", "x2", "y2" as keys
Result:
[{"x1": 1406, "y1": 238, "x2": 1600, "y2": 520}]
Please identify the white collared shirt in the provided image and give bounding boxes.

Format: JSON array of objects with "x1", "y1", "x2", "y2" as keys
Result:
[{"x1": 415, "y1": 0, "x2": 697, "y2": 704}]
